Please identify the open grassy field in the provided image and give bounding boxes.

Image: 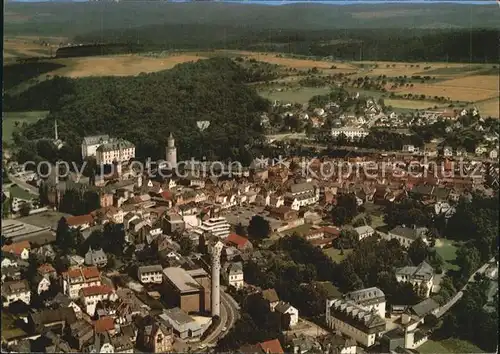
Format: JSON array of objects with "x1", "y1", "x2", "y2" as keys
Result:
[
  {"x1": 324, "y1": 248, "x2": 352, "y2": 263},
  {"x1": 433, "y1": 238, "x2": 460, "y2": 271},
  {"x1": 259, "y1": 87, "x2": 331, "y2": 104},
  {"x1": 418, "y1": 339, "x2": 484, "y2": 354},
  {"x1": 2, "y1": 111, "x2": 48, "y2": 143}
]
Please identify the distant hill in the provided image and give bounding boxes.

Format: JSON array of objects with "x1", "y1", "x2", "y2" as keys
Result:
[{"x1": 4, "y1": 2, "x2": 498, "y2": 38}]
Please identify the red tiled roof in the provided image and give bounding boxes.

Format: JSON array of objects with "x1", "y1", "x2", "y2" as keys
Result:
[
  {"x1": 2, "y1": 240, "x2": 30, "y2": 256},
  {"x1": 94, "y1": 316, "x2": 115, "y2": 333},
  {"x1": 321, "y1": 226, "x2": 341, "y2": 237},
  {"x1": 225, "y1": 233, "x2": 250, "y2": 249},
  {"x1": 81, "y1": 285, "x2": 113, "y2": 297},
  {"x1": 66, "y1": 214, "x2": 94, "y2": 227},
  {"x1": 259, "y1": 339, "x2": 284, "y2": 354},
  {"x1": 82, "y1": 266, "x2": 100, "y2": 280},
  {"x1": 161, "y1": 191, "x2": 173, "y2": 200},
  {"x1": 38, "y1": 263, "x2": 56, "y2": 275}
]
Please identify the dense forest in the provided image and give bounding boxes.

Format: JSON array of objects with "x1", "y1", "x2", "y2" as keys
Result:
[
  {"x1": 8, "y1": 58, "x2": 270, "y2": 163},
  {"x1": 70, "y1": 26, "x2": 498, "y2": 63}
]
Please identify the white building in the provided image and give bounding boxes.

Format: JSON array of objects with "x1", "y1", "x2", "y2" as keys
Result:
[
  {"x1": 353, "y1": 225, "x2": 375, "y2": 241},
  {"x1": 383, "y1": 226, "x2": 428, "y2": 248},
  {"x1": 62, "y1": 266, "x2": 102, "y2": 299},
  {"x1": 79, "y1": 284, "x2": 117, "y2": 316},
  {"x1": 402, "y1": 145, "x2": 415, "y2": 153},
  {"x1": 331, "y1": 127, "x2": 369, "y2": 140},
  {"x1": 227, "y1": 262, "x2": 244, "y2": 289},
  {"x1": 326, "y1": 298, "x2": 386, "y2": 347},
  {"x1": 344, "y1": 287, "x2": 386, "y2": 319},
  {"x1": 165, "y1": 133, "x2": 177, "y2": 168},
  {"x1": 2, "y1": 280, "x2": 31, "y2": 307},
  {"x1": 193, "y1": 217, "x2": 231, "y2": 239},
  {"x1": 285, "y1": 183, "x2": 320, "y2": 210},
  {"x1": 96, "y1": 139, "x2": 135, "y2": 165},
  {"x1": 138, "y1": 265, "x2": 163, "y2": 284},
  {"x1": 395, "y1": 261, "x2": 434, "y2": 298},
  {"x1": 275, "y1": 301, "x2": 299, "y2": 327},
  {"x1": 81, "y1": 135, "x2": 110, "y2": 159}
]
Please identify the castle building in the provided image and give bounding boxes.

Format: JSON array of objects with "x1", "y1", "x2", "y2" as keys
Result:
[
  {"x1": 81, "y1": 135, "x2": 110, "y2": 159},
  {"x1": 165, "y1": 133, "x2": 177, "y2": 168},
  {"x1": 95, "y1": 139, "x2": 135, "y2": 165}
]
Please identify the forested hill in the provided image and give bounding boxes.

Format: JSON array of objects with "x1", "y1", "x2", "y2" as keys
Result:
[
  {"x1": 74, "y1": 26, "x2": 497, "y2": 63},
  {"x1": 12, "y1": 58, "x2": 269, "y2": 163}
]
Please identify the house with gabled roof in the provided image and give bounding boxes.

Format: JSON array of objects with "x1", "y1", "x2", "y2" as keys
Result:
[{"x1": 395, "y1": 261, "x2": 434, "y2": 298}]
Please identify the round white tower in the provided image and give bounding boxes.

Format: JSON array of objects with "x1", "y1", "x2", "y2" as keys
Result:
[
  {"x1": 166, "y1": 133, "x2": 177, "y2": 168},
  {"x1": 211, "y1": 241, "x2": 224, "y2": 317}
]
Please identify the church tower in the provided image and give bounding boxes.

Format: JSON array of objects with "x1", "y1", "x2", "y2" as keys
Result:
[{"x1": 166, "y1": 133, "x2": 177, "y2": 168}]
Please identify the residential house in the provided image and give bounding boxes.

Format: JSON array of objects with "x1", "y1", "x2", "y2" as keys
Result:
[
  {"x1": 80, "y1": 285, "x2": 118, "y2": 316},
  {"x1": 140, "y1": 317, "x2": 174, "y2": 353},
  {"x1": 67, "y1": 319, "x2": 94, "y2": 350},
  {"x1": 224, "y1": 233, "x2": 253, "y2": 252},
  {"x1": 1, "y1": 251, "x2": 21, "y2": 268},
  {"x1": 62, "y1": 266, "x2": 102, "y2": 299},
  {"x1": 111, "y1": 335, "x2": 135, "y2": 353},
  {"x1": 384, "y1": 226, "x2": 428, "y2": 248},
  {"x1": 38, "y1": 263, "x2": 57, "y2": 279},
  {"x1": 51, "y1": 292, "x2": 83, "y2": 318},
  {"x1": 285, "y1": 183, "x2": 319, "y2": 210},
  {"x1": 85, "y1": 331, "x2": 114, "y2": 353},
  {"x1": 2, "y1": 240, "x2": 31, "y2": 260},
  {"x1": 275, "y1": 301, "x2": 299, "y2": 327},
  {"x1": 66, "y1": 214, "x2": 94, "y2": 230},
  {"x1": 353, "y1": 225, "x2": 375, "y2": 241},
  {"x1": 320, "y1": 334, "x2": 357, "y2": 354},
  {"x1": 490, "y1": 149, "x2": 498, "y2": 160},
  {"x1": 262, "y1": 288, "x2": 280, "y2": 312},
  {"x1": 28, "y1": 307, "x2": 77, "y2": 335},
  {"x1": 259, "y1": 339, "x2": 285, "y2": 354},
  {"x1": 34, "y1": 275, "x2": 51, "y2": 295},
  {"x1": 344, "y1": 287, "x2": 386, "y2": 319},
  {"x1": 2, "y1": 279, "x2": 31, "y2": 307},
  {"x1": 138, "y1": 265, "x2": 164, "y2": 284},
  {"x1": 326, "y1": 298, "x2": 386, "y2": 347},
  {"x1": 227, "y1": 262, "x2": 244, "y2": 289},
  {"x1": 84, "y1": 248, "x2": 108, "y2": 268},
  {"x1": 163, "y1": 212, "x2": 185, "y2": 235},
  {"x1": 395, "y1": 261, "x2": 434, "y2": 298}
]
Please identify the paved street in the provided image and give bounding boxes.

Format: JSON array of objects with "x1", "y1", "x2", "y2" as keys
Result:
[{"x1": 436, "y1": 257, "x2": 496, "y2": 318}]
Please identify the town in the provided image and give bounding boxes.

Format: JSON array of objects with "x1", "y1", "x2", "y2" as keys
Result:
[
  {"x1": 2, "y1": 115, "x2": 498, "y2": 353},
  {"x1": 2, "y1": 2, "x2": 499, "y2": 353}
]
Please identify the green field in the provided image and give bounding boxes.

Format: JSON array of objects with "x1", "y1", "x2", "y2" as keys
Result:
[
  {"x1": 2, "y1": 111, "x2": 48, "y2": 143},
  {"x1": 418, "y1": 339, "x2": 485, "y2": 354},
  {"x1": 421, "y1": 65, "x2": 489, "y2": 76},
  {"x1": 324, "y1": 247, "x2": 352, "y2": 263},
  {"x1": 433, "y1": 238, "x2": 460, "y2": 271},
  {"x1": 258, "y1": 86, "x2": 331, "y2": 105},
  {"x1": 8, "y1": 185, "x2": 36, "y2": 200}
]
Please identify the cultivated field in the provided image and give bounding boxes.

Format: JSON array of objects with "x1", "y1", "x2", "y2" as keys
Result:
[
  {"x1": 259, "y1": 87, "x2": 332, "y2": 104},
  {"x1": 230, "y1": 50, "x2": 356, "y2": 71},
  {"x1": 384, "y1": 99, "x2": 443, "y2": 110},
  {"x1": 3, "y1": 35, "x2": 64, "y2": 60},
  {"x1": 48, "y1": 54, "x2": 205, "y2": 78},
  {"x1": 474, "y1": 97, "x2": 500, "y2": 118}
]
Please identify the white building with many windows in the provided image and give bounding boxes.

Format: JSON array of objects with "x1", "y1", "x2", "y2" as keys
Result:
[
  {"x1": 331, "y1": 127, "x2": 369, "y2": 140},
  {"x1": 193, "y1": 217, "x2": 231, "y2": 239},
  {"x1": 96, "y1": 139, "x2": 135, "y2": 165},
  {"x1": 345, "y1": 287, "x2": 386, "y2": 319},
  {"x1": 81, "y1": 135, "x2": 110, "y2": 159},
  {"x1": 227, "y1": 262, "x2": 244, "y2": 289},
  {"x1": 62, "y1": 266, "x2": 102, "y2": 299},
  {"x1": 326, "y1": 298, "x2": 386, "y2": 347},
  {"x1": 2, "y1": 280, "x2": 31, "y2": 307},
  {"x1": 395, "y1": 261, "x2": 434, "y2": 298},
  {"x1": 138, "y1": 265, "x2": 164, "y2": 284}
]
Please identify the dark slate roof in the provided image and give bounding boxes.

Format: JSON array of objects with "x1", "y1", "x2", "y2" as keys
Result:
[{"x1": 410, "y1": 298, "x2": 440, "y2": 318}]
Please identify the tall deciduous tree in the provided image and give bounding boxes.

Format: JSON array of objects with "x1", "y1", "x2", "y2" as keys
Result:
[{"x1": 247, "y1": 215, "x2": 271, "y2": 241}]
